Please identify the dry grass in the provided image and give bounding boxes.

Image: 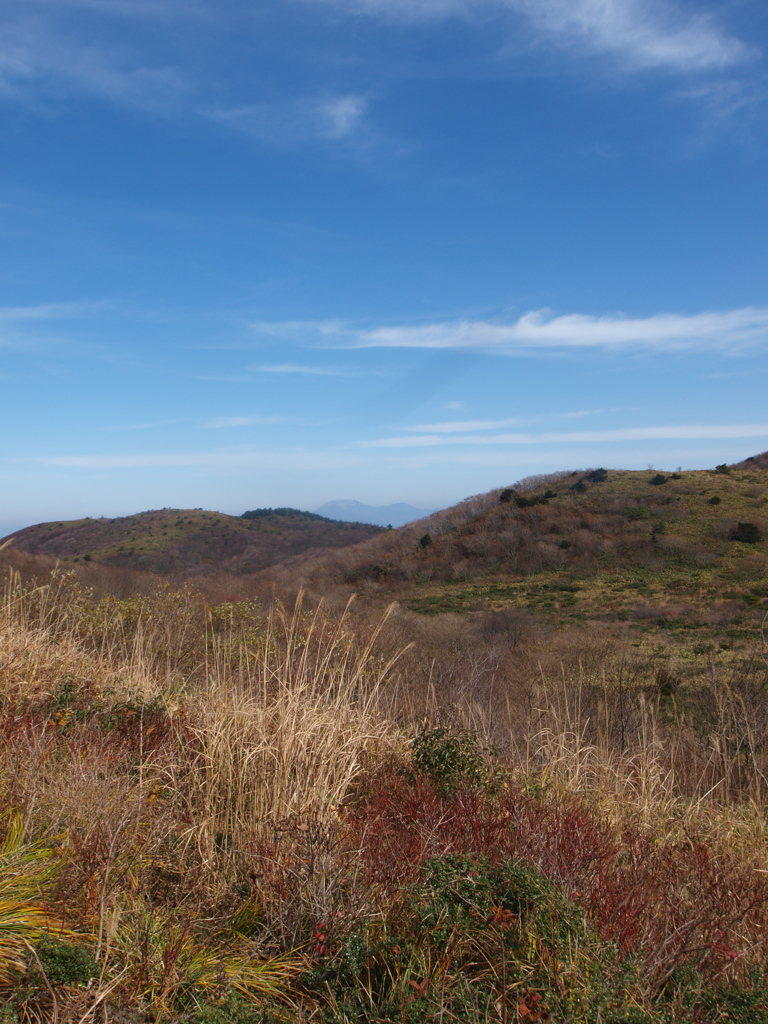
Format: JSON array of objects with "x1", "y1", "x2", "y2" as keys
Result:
[
  {"x1": 0, "y1": 572, "x2": 407, "y2": 1018},
  {"x1": 157, "y1": 596, "x2": 406, "y2": 876},
  {"x1": 2, "y1": 566, "x2": 768, "y2": 1020}
]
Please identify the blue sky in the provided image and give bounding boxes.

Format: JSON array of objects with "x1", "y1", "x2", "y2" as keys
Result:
[{"x1": 2, "y1": 0, "x2": 768, "y2": 533}]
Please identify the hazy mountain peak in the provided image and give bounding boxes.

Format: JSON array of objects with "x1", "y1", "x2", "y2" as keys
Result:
[{"x1": 315, "y1": 499, "x2": 435, "y2": 528}]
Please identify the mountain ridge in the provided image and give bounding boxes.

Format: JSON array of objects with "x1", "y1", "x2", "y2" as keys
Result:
[
  {"x1": 2, "y1": 506, "x2": 383, "y2": 577},
  {"x1": 315, "y1": 498, "x2": 435, "y2": 527}
]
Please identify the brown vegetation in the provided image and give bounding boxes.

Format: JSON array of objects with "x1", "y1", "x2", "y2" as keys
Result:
[
  {"x1": 1, "y1": 460, "x2": 768, "y2": 1021},
  {"x1": 3, "y1": 508, "x2": 383, "y2": 578}
]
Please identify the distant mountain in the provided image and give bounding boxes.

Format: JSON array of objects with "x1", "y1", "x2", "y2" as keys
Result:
[
  {"x1": 314, "y1": 499, "x2": 435, "y2": 528},
  {"x1": 2, "y1": 507, "x2": 383, "y2": 577}
]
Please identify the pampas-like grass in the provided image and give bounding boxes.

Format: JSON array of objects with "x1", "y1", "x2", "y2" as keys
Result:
[{"x1": 158, "y1": 596, "x2": 407, "y2": 872}]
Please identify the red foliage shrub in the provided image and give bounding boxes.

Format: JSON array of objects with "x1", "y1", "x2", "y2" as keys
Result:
[{"x1": 348, "y1": 774, "x2": 768, "y2": 987}]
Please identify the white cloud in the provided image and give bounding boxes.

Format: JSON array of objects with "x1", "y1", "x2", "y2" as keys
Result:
[
  {"x1": 101, "y1": 419, "x2": 181, "y2": 431},
  {"x1": 36, "y1": 450, "x2": 364, "y2": 470},
  {"x1": 0, "y1": 19, "x2": 186, "y2": 112},
  {"x1": 408, "y1": 418, "x2": 528, "y2": 433},
  {"x1": 317, "y1": 95, "x2": 367, "y2": 138},
  {"x1": 204, "y1": 415, "x2": 284, "y2": 428},
  {"x1": 318, "y1": 0, "x2": 752, "y2": 72},
  {"x1": 0, "y1": 301, "x2": 105, "y2": 320},
  {"x1": 509, "y1": 0, "x2": 751, "y2": 72},
  {"x1": 405, "y1": 408, "x2": 615, "y2": 432},
  {"x1": 207, "y1": 94, "x2": 367, "y2": 144},
  {"x1": 354, "y1": 307, "x2": 768, "y2": 353},
  {"x1": 248, "y1": 363, "x2": 355, "y2": 377},
  {"x1": 249, "y1": 319, "x2": 345, "y2": 338},
  {"x1": 361, "y1": 423, "x2": 768, "y2": 448}
]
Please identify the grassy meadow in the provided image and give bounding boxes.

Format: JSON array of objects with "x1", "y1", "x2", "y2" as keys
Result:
[{"x1": 1, "y1": 462, "x2": 768, "y2": 1022}]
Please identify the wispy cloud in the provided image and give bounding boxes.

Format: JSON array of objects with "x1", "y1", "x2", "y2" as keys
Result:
[
  {"x1": 508, "y1": 0, "x2": 752, "y2": 72},
  {"x1": 322, "y1": 0, "x2": 753, "y2": 73},
  {"x1": 407, "y1": 418, "x2": 529, "y2": 434},
  {"x1": 317, "y1": 95, "x2": 367, "y2": 138},
  {"x1": 0, "y1": 18, "x2": 187, "y2": 112},
  {"x1": 207, "y1": 94, "x2": 368, "y2": 144},
  {"x1": 1, "y1": 5, "x2": 370, "y2": 144},
  {"x1": 0, "y1": 301, "x2": 106, "y2": 321},
  {"x1": 248, "y1": 319, "x2": 346, "y2": 338},
  {"x1": 248, "y1": 363, "x2": 356, "y2": 377},
  {"x1": 100, "y1": 419, "x2": 181, "y2": 431},
  {"x1": 361, "y1": 423, "x2": 768, "y2": 448},
  {"x1": 353, "y1": 307, "x2": 768, "y2": 354},
  {"x1": 204, "y1": 415, "x2": 284, "y2": 428},
  {"x1": 404, "y1": 409, "x2": 615, "y2": 432},
  {"x1": 36, "y1": 450, "x2": 363, "y2": 470},
  {"x1": 200, "y1": 363, "x2": 358, "y2": 383}
]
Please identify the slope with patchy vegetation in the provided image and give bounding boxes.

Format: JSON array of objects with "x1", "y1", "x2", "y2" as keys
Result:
[
  {"x1": 288, "y1": 462, "x2": 767, "y2": 590},
  {"x1": 3, "y1": 507, "x2": 383, "y2": 577},
  {"x1": 267, "y1": 462, "x2": 768, "y2": 663}
]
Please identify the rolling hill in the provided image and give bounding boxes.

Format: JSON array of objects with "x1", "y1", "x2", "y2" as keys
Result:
[
  {"x1": 264, "y1": 457, "x2": 768, "y2": 660},
  {"x1": 2, "y1": 506, "x2": 383, "y2": 577}
]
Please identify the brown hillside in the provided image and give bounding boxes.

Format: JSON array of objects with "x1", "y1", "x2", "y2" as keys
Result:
[
  {"x1": 265, "y1": 463, "x2": 768, "y2": 593},
  {"x1": 3, "y1": 507, "x2": 383, "y2": 577},
  {"x1": 734, "y1": 449, "x2": 768, "y2": 470}
]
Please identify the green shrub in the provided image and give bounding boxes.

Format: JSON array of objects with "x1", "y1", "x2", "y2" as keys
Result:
[
  {"x1": 401, "y1": 856, "x2": 650, "y2": 1024},
  {"x1": 651, "y1": 519, "x2": 666, "y2": 541},
  {"x1": 184, "y1": 992, "x2": 269, "y2": 1023},
  {"x1": 34, "y1": 936, "x2": 97, "y2": 987},
  {"x1": 682, "y1": 974, "x2": 768, "y2": 1023},
  {"x1": 515, "y1": 490, "x2": 556, "y2": 507},
  {"x1": 714, "y1": 463, "x2": 731, "y2": 474},
  {"x1": 649, "y1": 474, "x2": 668, "y2": 486},
  {"x1": 623, "y1": 505, "x2": 652, "y2": 520},
  {"x1": 708, "y1": 495, "x2": 722, "y2": 505},
  {"x1": 731, "y1": 522, "x2": 762, "y2": 544},
  {"x1": 410, "y1": 727, "x2": 493, "y2": 795}
]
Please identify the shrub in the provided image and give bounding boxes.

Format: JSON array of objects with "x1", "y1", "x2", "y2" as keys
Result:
[
  {"x1": 586, "y1": 468, "x2": 608, "y2": 483},
  {"x1": 33, "y1": 937, "x2": 97, "y2": 987},
  {"x1": 183, "y1": 992, "x2": 279, "y2": 1023},
  {"x1": 419, "y1": 534, "x2": 432, "y2": 548},
  {"x1": 241, "y1": 507, "x2": 329, "y2": 521},
  {"x1": 708, "y1": 495, "x2": 722, "y2": 505},
  {"x1": 515, "y1": 490, "x2": 556, "y2": 508},
  {"x1": 410, "y1": 727, "x2": 493, "y2": 795},
  {"x1": 499, "y1": 489, "x2": 514, "y2": 503},
  {"x1": 623, "y1": 505, "x2": 652, "y2": 521},
  {"x1": 731, "y1": 522, "x2": 762, "y2": 544},
  {"x1": 714, "y1": 463, "x2": 731, "y2": 474},
  {"x1": 649, "y1": 474, "x2": 667, "y2": 486}
]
